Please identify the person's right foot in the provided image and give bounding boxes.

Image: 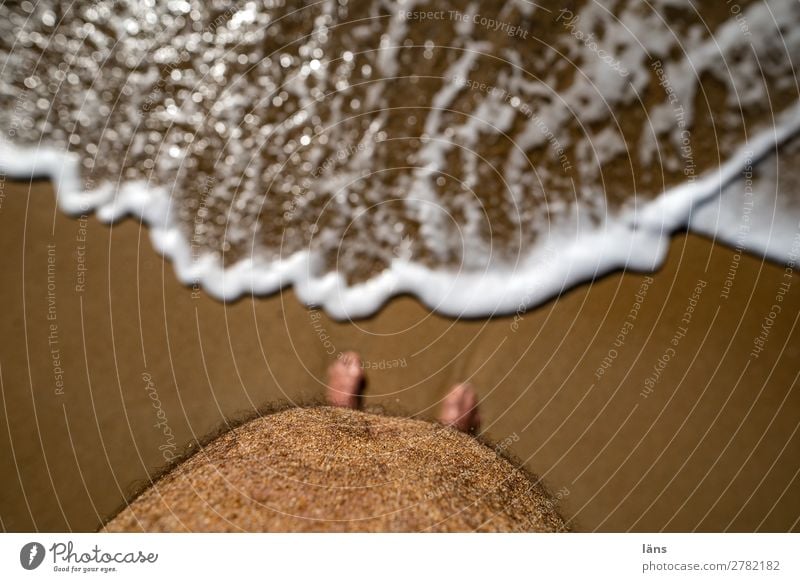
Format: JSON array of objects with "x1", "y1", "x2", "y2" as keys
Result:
[
  {"x1": 325, "y1": 351, "x2": 364, "y2": 409},
  {"x1": 439, "y1": 383, "x2": 481, "y2": 433}
]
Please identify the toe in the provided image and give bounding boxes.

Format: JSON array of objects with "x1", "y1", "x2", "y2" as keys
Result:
[
  {"x1": 339, "y1": 351, "x2": 362, "y2": 375},
  {"x1": 326, "y1": 351, "x2": 363, "y2": 409},
  {"x1": 440, "y1": 383, "x2": 480, "y2": 433}
]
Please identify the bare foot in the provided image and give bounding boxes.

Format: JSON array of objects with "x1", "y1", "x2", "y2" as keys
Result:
[
  {"x1": 439, "y1": 383, "x2": 481, "y2": 433},
  {"x1": 326, "y1": 351, "x2": 364, "y2": 409}
]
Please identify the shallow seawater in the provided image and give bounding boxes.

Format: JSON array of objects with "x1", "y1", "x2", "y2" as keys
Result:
[{"x1": 1, "y1": 0, "x2": 799, "y2": 317}]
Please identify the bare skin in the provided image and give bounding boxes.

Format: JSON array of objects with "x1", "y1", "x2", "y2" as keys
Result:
[
  {"x1": 438, "y1": 382, "x2": 481, "y2": 434},
  {"x1": 325, "y1": 351, "x2": 481, "y2": 434},
  {"x1": 325, "y1": 351, "x2": 364, "y2": 409}
]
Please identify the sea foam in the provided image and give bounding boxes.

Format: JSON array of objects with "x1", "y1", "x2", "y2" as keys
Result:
[
  {"x1": 2, "y1": 0, "x2": 799, "y2": 319},
  {"x1": 2, "y1": 101, "x2": 799, "y2": 319}
]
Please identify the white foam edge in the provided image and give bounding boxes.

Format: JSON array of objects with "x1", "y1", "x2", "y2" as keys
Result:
[
  {"x1": 1, "y1": 101, "x2": 798, "y2": 320},
  {"x1": 688, "y1": 146, "x2": 800, "y2": 263}
]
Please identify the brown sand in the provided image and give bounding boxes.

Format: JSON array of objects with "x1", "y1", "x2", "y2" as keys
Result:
[
  {"x1": 1, "y1": 180, "x2": 799, "y2": 532},
  {"x1": 103, "y1": 406, "x2": 566, "y2": 532}
]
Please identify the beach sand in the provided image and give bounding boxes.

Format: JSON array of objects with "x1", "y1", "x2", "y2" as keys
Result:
[
  {"x1": 1, "y1": 179, "x2": 799, "y2": 532},
  {"x1": 103, "y1": 406, "x2": 568, "y2": 532}
]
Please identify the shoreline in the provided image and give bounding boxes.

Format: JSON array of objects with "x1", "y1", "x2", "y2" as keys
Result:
[{"x1": 3, "y1": 100, "x2": 799, "y2": 319}]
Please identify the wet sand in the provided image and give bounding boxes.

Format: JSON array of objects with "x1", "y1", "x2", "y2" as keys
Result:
[{"x1": 1, "y1": 179, "x2": 799, "y2": 532}]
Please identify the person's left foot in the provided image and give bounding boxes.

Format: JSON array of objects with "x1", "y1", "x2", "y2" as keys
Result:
[{"x1": 325, "y1": 351, "x2": 364, "y2": 409}]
